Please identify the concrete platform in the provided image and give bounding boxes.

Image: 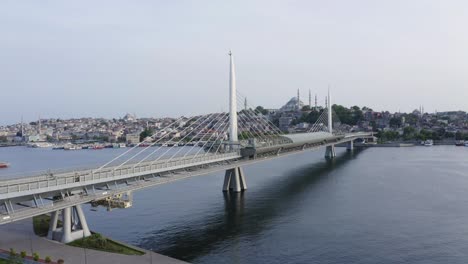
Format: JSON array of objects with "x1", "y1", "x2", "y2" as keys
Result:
[{"x1": 0, "y1": 219, "x2": 188, "y2": 264}]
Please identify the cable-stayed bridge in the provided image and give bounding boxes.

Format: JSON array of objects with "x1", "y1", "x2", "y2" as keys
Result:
[{"x1": 0, "y1": 52, "x2": 374, "y2": 243}]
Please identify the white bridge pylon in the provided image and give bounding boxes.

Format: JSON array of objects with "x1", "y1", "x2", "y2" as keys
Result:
[
  {"x1": 229, "y1": 50, "x2": 238, "y2": 144},
  {"x1": 225, "y1": 50, "x2": 245, "y2": 192},
  {"x1": 325, "y1": 88, "x2": 336, "y2": 158}
]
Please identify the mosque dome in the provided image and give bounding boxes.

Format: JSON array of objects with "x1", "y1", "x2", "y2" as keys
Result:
[{"x1": 279, "y1": 97, "x2": 304, "y2": 112}]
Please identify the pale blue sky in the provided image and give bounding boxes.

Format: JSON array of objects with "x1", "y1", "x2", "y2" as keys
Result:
[{"x1": 1, "y1": 0, "x2": 467, "y2": 124}]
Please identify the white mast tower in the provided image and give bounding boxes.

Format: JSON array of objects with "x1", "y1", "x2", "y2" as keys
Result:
[{"x1": 228, "y1": 50, "x2": 238, "y2": 144}]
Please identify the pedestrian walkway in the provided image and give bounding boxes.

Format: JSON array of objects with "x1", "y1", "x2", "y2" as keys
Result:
[{"x1": 0, "y1": 220, "x2": 188, "y2": 264}]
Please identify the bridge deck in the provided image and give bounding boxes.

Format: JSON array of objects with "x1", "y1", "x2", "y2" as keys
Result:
[
  {"x1": 0, "y1": 132, "x2": 373, "y2": 224},
  {"x1": 0, "y1": 152, "x2": 241, "y2": 198}
]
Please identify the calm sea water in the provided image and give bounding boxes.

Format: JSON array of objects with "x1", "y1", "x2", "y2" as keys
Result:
[{"x1": 1, "y1": 146, "x2": 468, "y2": 263}]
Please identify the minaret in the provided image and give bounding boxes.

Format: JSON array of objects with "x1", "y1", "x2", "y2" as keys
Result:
[
  {"x1": 325, "y1": 96, "x2": 328, "y2": 108},
  {"x1": 315, "y1": 94, "x2": 318, "y2": 110},
  {"x1": 297, "y1": 89, "x2": 300, "y2": 109},
  {"x1": 228, "y1": 50, "x2": 238, "y2": 143},
  {"x1": 308, "y1": 89, "x2": 312, "y2": 109},
  {"x1": 244, "y1": 97, "x2": 247, "y2": 111}
]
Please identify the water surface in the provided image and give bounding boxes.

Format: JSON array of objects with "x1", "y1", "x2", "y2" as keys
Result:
[{"x1": 1, "y1": 146, "x2": 468, "y2": 263}]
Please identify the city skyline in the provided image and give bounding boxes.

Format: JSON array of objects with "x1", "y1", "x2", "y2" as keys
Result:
[
  {"x1": 0, "y1": 97, "x2": 459, "y2": 127},
  {"x1": 1, "y1": 1, "x2": 468, "y2": 125}
]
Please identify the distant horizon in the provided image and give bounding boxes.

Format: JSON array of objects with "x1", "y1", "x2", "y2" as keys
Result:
[{"x1": 2, "y1": 103, "x2": 466, "y2": 127}]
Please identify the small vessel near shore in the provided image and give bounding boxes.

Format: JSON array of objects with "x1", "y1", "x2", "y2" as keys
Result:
[
  {"x1": 423, "y1": 139, "x2": 434, "y2": 146},
  {"x1": 455, "y1": 140, "x2": 465, "y2": 146},
  {"x1": 0, "y1": 162, "x2": 9, "y2": 168},
  {"x1": 27, "y1": 142, "x2": 53, "y2": 148}
]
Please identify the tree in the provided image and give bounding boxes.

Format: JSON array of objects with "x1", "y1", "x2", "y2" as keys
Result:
[
  {"x1": 403, "y1": 126, "x2": 416, "y2": 140},
  {"x1": 377, "y1": 130, "x2": 400, "y2": 142},
  {"x1": 139, "y1": 128, "x2": 154, "y2": 142},
  {"x1": 255, "y1": 106, "x2": 268, "y2": 115},
  {"x1": 417, "y1": 129, "x2": 432, "y2": 141},
  {"x1": 302, "y1": 109, "x2": 323, "y2": 124},
  {"x1": 350, "y1": 106, "x2": 364, "y2": 124},
  {"x1": 332, "y1": 105, "x2": 355, "y2": 125},
  {"x1": 455, "y1": 131, "x2": 467, "y2": 140},
  {"x1": 405, "y1": 114, "x2": 419, "y2": 126},
  {"x1": 389, "y1": 117, "x2": 402, "y2": 128}
]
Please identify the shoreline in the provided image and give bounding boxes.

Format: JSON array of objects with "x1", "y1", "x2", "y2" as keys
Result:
[{"x1": 0, "y1": 219, "x2": 188, "y2": 264}]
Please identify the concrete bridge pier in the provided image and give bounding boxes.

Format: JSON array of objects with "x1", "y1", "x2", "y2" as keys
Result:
[
  {"x1": 325, "y1": 145, "x2": 336, "y2": 159},
  {"x1": 47, "y1": 204, "x2": 91, "y2": 243},
  {"x1": 346, "y1": 141, "x2": 354, "y2": 151},
  {"x1": 223, "y1": 167, "x2": 247, "y2": 192}
]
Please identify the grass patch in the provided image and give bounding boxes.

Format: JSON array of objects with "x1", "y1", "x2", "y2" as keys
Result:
[
  {"x1": 33, "y1": 214, "x2": 62, "y2": 237},
  {"x1": 33, "y1": 214, "x2": 52, "y2": 237},
  {"x1": 33, "y1": 214, "x2": 143, "y2": 255},
  {"x1": 68, "y1": 233, "x2": 144, "y2": 256},
  {"x1": 0, "y1": 259, "x2": 9, "y2": 264}
]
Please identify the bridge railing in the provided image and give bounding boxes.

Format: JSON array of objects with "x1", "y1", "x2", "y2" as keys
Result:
[{"x1": 0, "y1": 152, "x2": 241, "y2": 197}]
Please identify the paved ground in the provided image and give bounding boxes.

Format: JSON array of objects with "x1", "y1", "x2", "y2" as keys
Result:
[{"x1": 0, "y1": 220, "x2": 188, "y2": 264}]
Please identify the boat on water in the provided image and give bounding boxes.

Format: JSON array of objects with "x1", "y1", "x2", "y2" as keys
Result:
[
  {"x1": 465, "y1": 142, "x2": 468, "y2": 147},
  {"x1": 455, "y1": 140, "x2": 465, "y2": 146},
  {"x1": 110, "y1": 143, "x2": 127, "y2": 148},
  {"x1": 27, "y1": 142, "x2": 53, "y2": 148},
  {"x1": 64, "y1": 145, "x2": 77, "y2": 150},
  {"x1": 0, "y1": 162, "x2": 9, "y2": 168},
  {"x1": 92, "y1": 145, "x2": 104, "y2": 150},
  {"x1": 423, "y1": 139, "x2": 434, "y2": 146}
]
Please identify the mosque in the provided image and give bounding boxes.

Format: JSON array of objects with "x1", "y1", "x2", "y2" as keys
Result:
[{"x1": 274, "y1": 89, "x2": 310, "y2": 131}]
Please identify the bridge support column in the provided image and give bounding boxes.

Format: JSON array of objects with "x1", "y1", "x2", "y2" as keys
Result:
[
  {"x1": 47, "y1": 210, "x2": 59, "y2": 240},
  {"x1": 223, "y1": 167, "x2": 247, "y2": 192},
  {"x1": 325, "y1": 145, "x2": 336, "y2": 159},
  {"x1": 346, "y1": 141, "x2": 354, "y2": 151},
  {"x1": 48, "y1": 204, "x2": 91, "y2": 243}
]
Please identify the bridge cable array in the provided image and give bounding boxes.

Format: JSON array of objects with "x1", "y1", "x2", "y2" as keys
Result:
[
  {"x1": 95, "y1": 91, "x2": 340, "y2": 174},
  {"x1": 306, "y1": 110, "x2": 330, "y2": 133},
  {"x1": 95, "y1": 111, "x2": 233, "y2": 172}
]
